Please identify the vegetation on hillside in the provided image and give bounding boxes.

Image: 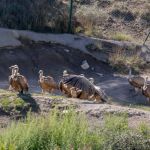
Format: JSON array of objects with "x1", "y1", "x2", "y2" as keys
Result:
[
  {"x1": 0, "y1": 110, "x2": 149, "y2": 150},
  {"x1": 0, "y1": 0, "x2": 149, "y2": 43}
]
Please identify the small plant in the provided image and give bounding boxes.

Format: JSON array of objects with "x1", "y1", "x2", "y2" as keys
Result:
[
  {"x1": 111, "y1": 32, "x2": 133, "y2": 41},
  {"x1": 138, "y1": 123, "x2": 150, "y2": 138}
]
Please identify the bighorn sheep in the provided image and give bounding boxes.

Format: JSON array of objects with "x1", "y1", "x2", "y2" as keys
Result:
[
  {"x1": 59, "y1": 75, "x2": 108, "y2": 103},
  {"x1": 142, "y1": 77, "x2": 150, "y2": 103},
  {"x1": 9, "y1": 65, "x2": 29, "y2": 94},
  {"x1": 128, "y1": 66, "x2": 144, "y2": 92},
  {"x1": 38, "y1": 70, "x2": 58, "y2": 94}
]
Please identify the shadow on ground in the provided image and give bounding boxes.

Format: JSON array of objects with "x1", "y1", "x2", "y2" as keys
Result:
[{"x1": 18, "y1": 93, "x2": 40, "y2": 113}]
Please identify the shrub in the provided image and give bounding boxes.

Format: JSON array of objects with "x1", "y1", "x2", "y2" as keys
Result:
[
  {"x1": 0, "y1": 0, "x2": 69, "y2": 32},
  {"x1": 111, "y1": 32, "x2": 133, "y2": 41},
  {"x1": 75, "y1": 5, "x2": 107, "y2": 37},
  {"x1": 109, "y1": 49, "x2": 145, "y2": 73}
]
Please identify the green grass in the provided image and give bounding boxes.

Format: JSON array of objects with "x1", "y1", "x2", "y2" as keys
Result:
[
  {"x1": 0, "y1": 110, "x2": 149, "y2": 150},
  {"x1": 0, "y1": 94, "x2": 27, "y2": 112},
  {"x1": 0, "y1": 96, "x2": 26, "y2": 111}
]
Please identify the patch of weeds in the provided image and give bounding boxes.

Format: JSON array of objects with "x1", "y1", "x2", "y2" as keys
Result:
[
  {"x1": 108, "y1": 49, "x2": 145, "y2": 73},
  {"x1": 138, "y1": 123, "x2": 150, "y2": 138},
  {"x1": 0, "y1": 95, "x2": 27, "y2": 113},
  {"x1": 0, "y1": 110, "x2": 149, "y2": 149},
  {"x1": 111, "y1": 32, "x2": 133, "y2": 41}
]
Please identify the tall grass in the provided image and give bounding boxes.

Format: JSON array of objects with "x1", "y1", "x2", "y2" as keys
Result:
[{"x1": 0, "y1": 110, "x2": 149, "y2": 150}]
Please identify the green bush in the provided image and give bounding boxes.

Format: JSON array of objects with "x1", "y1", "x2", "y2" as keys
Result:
[{"x1": 0, "y1": 110, "x2": 149, "y2": 150}]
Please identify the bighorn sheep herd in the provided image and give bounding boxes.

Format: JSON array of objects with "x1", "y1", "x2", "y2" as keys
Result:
[{"x1": 6, "y1": 65, "x2": 150, "y2": 103}]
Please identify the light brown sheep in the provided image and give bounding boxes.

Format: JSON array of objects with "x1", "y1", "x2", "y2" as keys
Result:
[{"x1": 38, "y1": 70, "x2": 58, "y2": 94}]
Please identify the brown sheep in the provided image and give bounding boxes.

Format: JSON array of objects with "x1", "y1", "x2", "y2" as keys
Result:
[
  {"x1": 59, "y1": 75, "x2": 108, "y2": 103},
  {"x1": 128, "y1": 65, "x2": 144, "y2": 92},
  {"x1": 9, "y1": 65, "x2": 29, "y2": 94},
  {"x1": 142, "y1": 77, "x2": 150, "y2": 103},
  {"x1": 38, "y1": 70, "x2": 58, "y2": 94}
]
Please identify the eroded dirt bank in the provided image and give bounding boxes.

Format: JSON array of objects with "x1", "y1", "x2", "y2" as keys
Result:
[
  {"x1": 0, "y1": 42, "x2": 149, "y2": 105},
  {"x1": 0, "y1": 42, "x2": 112, "y2": 90}
]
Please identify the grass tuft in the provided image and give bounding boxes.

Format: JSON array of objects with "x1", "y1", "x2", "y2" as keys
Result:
[{"x1": 111, "y1": 32, "x2": 133, "y2": 41}]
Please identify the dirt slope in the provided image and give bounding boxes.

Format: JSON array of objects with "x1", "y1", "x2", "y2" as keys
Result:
[{"x1": 0, "y1": 42, "x2": 149, "y2": 105}]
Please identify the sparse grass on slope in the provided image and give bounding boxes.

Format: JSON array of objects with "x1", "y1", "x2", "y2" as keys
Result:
[
  {"x1": 0, "y1": 110, "x2": 149, "y2": 150},
  {"x1": 111, "y1": 33, "x2": 133, "y2": 42},
  {"x1": 0, "y1": 90, "x2": 29, "y2": 114}
]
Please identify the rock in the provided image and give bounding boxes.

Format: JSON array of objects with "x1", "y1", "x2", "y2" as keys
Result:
[
  {"x1": 91, "y1": 67, "x2": 95, "y2": 70},
  {"x1": 64, "y1": 49, "x2": 70, "y2": 53},
  {"x1": 81, "y1": 60, "x2": 90, "y2": 70},
  {"x1": 96, "y1": 73, "x2": 104, "y2": 77}
]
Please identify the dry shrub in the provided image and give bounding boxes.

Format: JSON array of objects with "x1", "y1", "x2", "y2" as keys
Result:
[
  {"x1": 109, "y1": 49, "x2": 145, "y2": 72},
  {"x1": 0, "y1": 0, "x2": 68, "y2": 32},
  {"x1": 111, "y1": 32, "x2": 133, "y2": 41},
  {"x1": 75, "y1": 5, "x2": 107, "y2": 36}
]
